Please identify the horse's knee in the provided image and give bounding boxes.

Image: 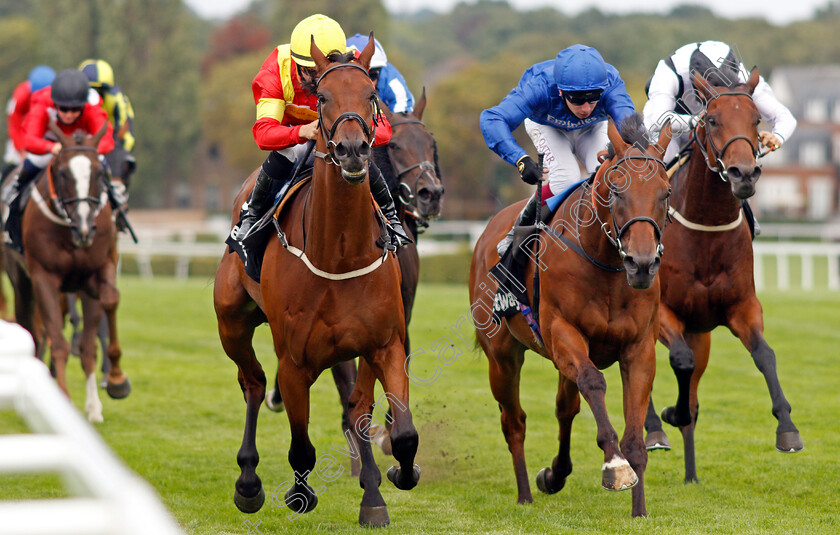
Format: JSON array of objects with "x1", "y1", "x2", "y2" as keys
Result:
[{"x1": 577, "y1": 367, "x2": 606, "y2": 397}]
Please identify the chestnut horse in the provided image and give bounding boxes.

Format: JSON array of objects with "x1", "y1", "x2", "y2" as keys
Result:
[
  {"x1": 470, "y1": 116, "x2": 673, "y2": 517},
  {"x1": 644, "y1": 69, "x2": 803, "y2": 482},
  {"x1": 3, "y1": 124, "x2": 129, "y2": 422},
  {"x1": 213, "y1": 36, "x2": 420, "y2": 527}
]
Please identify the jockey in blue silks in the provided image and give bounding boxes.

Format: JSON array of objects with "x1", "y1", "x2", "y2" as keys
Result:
[
  {"x1": 480, "y1": 44, "x2": 636, "y2": 257},
  {"x1": 346, "y1": 33, "x2": 415, "y2": 114}
]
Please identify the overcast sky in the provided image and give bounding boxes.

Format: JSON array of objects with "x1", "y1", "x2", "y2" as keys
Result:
[{"x1": 184, "y1": 0, "x2": 830, "y2": 25}]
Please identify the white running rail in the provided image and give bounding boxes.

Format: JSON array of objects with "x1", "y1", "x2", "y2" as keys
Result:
[{"x1": 0, "y1": 321, "x2": 184, "y2": 535}]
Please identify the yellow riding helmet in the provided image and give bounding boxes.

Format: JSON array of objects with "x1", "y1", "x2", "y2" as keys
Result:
[
  {"x1": 78, "y1": 59, "x2": 115, "y2": 89},
  {"x1": 289, "y1": 14, "x2": 346, "y2": 68}
]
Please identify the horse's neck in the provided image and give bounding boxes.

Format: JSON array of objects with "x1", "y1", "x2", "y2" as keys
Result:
[
  {"x1": 673, "y1": 144, "x2": 742, "y2": 224},
  {"x1": 304, "y1": 161, "x2": 380, "y2": 269},
  {"x1": 556, "y1": 181, "x2": 621, "y2": 268}
]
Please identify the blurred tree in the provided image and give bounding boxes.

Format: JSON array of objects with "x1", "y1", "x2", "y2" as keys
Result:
[
  {"x1": 0, "y1": 18, "x2": 42, "y2": 143},
  {"x1": 250, "y1": 0, "x2": 389, "y2": 46},
  {"x1": 201, "y1": 14, "x2": 270, "y2": 74}
]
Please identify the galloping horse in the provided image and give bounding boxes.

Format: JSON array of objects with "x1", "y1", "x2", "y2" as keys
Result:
[
  {"x1": 214, "y1": 36, "x2": 420, "y2": 527},
  {"x1": 644, "y1": 69, "x2": 803, "y2": 482},
  {"x1": 3, "y1": 123, "x2": 128, "y2": 422},
  {"x1": 470, "y1": 116, "x2": 673, "y2": 517}
]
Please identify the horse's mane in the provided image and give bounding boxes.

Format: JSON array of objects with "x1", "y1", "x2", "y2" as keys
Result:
[
  {"x1": 605, "y1": 113, "x2": 649, "y2": 159},
  {"x1": 300, "y1": 50, "x2": 361, "y2": 95}
]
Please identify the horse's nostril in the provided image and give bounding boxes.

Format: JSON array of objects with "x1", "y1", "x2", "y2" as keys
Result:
[
  {"x1": 358, "y1": 142, "x2": 371, "y2": 158},
  {"x1": 726, "y1": 167, "x2": 742, "y2": 180},
  {"x1": 334, "y1": 142, "x2": 348, "y2": 158}
]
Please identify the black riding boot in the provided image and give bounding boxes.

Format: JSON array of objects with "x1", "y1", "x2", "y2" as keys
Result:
[
  {"x1": 369, "y1": 162, "x2": 413, "y2": 248},
  {"x1": 742, "y1": 200, "x2": 760, "y2": 239},
  {"x1": 235, "y1": 153, "x2": 295, "y2": 240},
  {"x1": 3, "y1": 161, "x2": 41, "y2": 252},
  {"x1": 496, "y1": 193, "x2": 540, "y2": 257}
]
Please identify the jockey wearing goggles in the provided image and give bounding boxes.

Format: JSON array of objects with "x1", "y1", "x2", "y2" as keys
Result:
[
  {"x1": 233, "y1": 14, "x2": 410, "y2": 250},
  {"x1": 481, "y1": 44, "x2": 636, "y2": 258}
]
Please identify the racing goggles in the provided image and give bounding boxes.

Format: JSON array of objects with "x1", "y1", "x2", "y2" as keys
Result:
[{"x1": 563, "y1": 89, "x2": 603, "y2": 105}]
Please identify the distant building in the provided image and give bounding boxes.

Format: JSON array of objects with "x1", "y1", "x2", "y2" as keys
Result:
[{"x1": 759, "y1": 66, "x2": 840, "y2": 221}]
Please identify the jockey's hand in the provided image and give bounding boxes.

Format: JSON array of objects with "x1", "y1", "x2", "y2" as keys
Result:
[
  {"x1": 50, "y1": 143, "x2": 62, "y2": 155},
  {"x1": 299, "y1": 120, "x2": 319, "y2": 141},
  {"x1": 516, "y1": 155, "x2": 545, "y2": 185},
  {"x1": 759, "y1": 131, "x2": 782, "y2": 151}
]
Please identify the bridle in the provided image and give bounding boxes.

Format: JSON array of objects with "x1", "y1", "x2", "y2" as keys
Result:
[
  {"x1": 595, "y1": 154, "x2": 669, "y2": 262},
  {"x1": 313, "y1": 62, "x2": 379, "y2": 166},
  {"x1": 693, "y1": 91, "x2": 761, "y2": 182},
  {"x1": 388, "y1": 117, "x2": 440, "y2": 230}
]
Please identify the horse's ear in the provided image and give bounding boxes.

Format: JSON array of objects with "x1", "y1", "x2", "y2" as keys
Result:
[
  {"x1": 746, "y1": 66, "x2": 760, "y2": 94},
  {"x1": 357, "y1": 32, "x2": 375, "y2": 72},
  {"x1": 692, "y1": 71, "x2": 717, "y2": 100},
  {"x1": 414, "y1": 87, "x2": 427, "y2": 120},
  {"x1": 310, "y1": 35, "x2": 329, "y2": 73},
  {"x1": 90, "y1": 121, "x2": 108, "y2": 147},
  {"x1": 653, "y1": 120, "x2": 673, "y2": 159},
  {"x1": 48, "y1": 121, "x2": 71, "y2": 147},
  {"x1": 607, "y1": 119, "x2": 627, "y2": 157}
]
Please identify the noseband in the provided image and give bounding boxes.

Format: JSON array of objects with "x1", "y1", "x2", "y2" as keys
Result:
[
  {"x1": 314, "y1": 63, "x2": 379, "y2": 165},
  {"x1": 694, "y1": 91, "x2": 760, "y2": 181},
  {"x1": 598, "y1": 154, "x2": 668, "y2": 260}
]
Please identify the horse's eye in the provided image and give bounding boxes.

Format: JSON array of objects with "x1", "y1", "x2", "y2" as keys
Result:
[
  {"x1": 388, "y1": 142, "x2": 399, "y2": 150},
  {"x1": 707, "y1": 117, "x2": 718, "y2": 127},
  {"x1": 317, "y1": 94, "x2": 326, "y2": 104}
]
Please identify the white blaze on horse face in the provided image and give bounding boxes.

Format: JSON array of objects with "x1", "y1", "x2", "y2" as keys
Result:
[{"x1": 69, "y1": 154, "x2": 93, "y2": 232}]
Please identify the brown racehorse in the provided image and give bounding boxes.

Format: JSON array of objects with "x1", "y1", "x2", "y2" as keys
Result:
[
  {"x1": 644, "y1": 69, "x2": 803, "y2": 482},
  {"x1": 264, "y1": 91, "x2": 445, "y2": 460},
  {"x1": 3, "y1": 124, "x2": 129, "y2": 422},
  {"x1": 470, "y1": 116, "x2": 673, "y2": 518},
  {"x1": 213, "y1": 36, "x2": 420, "y2": 527}
]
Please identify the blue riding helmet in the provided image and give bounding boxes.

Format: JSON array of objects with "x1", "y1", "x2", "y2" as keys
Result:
[
  {"x1": 553, "y1": 45, "x2": 609, "y2": 92},
  {"x1": 346, "y1": 33, "x2": 387, "y2": 69},
  {"x1": 28, "y1": 65, "x2": 56, "y2": 92}
]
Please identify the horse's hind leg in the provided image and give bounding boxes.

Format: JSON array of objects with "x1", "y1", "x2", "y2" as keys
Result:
[
  {"x1": 331, "y1": 359, "x2": 360, "y2": 476},
  {"x1": 265, "y1": 370, "x2": 284, "y2": 412},
  {"x1": 727, "y1": 298, "x2": 802, "y2": 453},
  {"x1": 97, "y1": 263, "x2": 129, "y2": 399},
  {"x1": 678, "y1": 331, "x2": 710, "y2": 483},
  {"x1": 78, "y1": 294, "x2": 105, "y2": 422},
  {"x1": 351, "y1": 359, "x2": 390, "y2": 527},
  {"x1": 536, "y1": 373, "x2": 579, "y2": 498},
  {"x1": 657, "y1": 305, "x2": 694, "y2": 428}
]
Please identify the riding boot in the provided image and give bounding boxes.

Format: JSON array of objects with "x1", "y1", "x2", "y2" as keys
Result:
[
  {"x1": 742, "y1": 200, "x2": 760, "y2": 239},
  {"x1": 235, "y1": 153, "x2": 295, "y2": 241},
  {"x1": 496, "y1": 193, "x2": 540, "y2": 257},
  {"x1": 370, "y1": 162, "x2": 413, "y2": 248},
  {"x1": 3, "y1": 161, "x2": 40, "y2": 252}
]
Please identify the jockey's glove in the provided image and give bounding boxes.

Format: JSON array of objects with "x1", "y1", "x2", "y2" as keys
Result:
[{"x1": 516, "y1": 155, "x2": 542, "y2": 185}]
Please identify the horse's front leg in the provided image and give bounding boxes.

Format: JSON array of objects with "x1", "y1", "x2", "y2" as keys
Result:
[
  {"x1": 331, "y1": 359, "x2": 360, "y2": 476},
  {"x1": 536, "y1": 373, "x2": 579, "y2": 498},
  {"x1": 350, "y1": 358, "x2": 390, "y2": 527},
  {"x1": 96, "y1": 260, "x2": 129, "y2": 399},
  {"x1": 656, "y1": 304, "x2": 694, "y2": 429},
  {"x1": 77, "y1": 294, "x2": 106, "y2": 422},
  {"x1": 619, "y1": 337, "x2": 657, "y2": 517},
  {"x1": 547, "y1": 320, "x2": 636, "y2": 492},
  {"x1": 726, "y1": 297, "x2": 803, "y2": 453},
  {"x1": 367, "y1": 342, "x2": 420, "y2": 492},
  {"x1": 29, "y1": 269, "x2": 69, "y2": 393}
]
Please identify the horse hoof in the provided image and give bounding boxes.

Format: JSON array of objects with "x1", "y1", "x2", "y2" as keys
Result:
[
  {"x1": 776, "y1": 431, "x2": 804, "y2": 453},
  {"x1": 359, "y1": 505, "x2": 390, "y2": 527},
  {"x1": 106, "y1": 377, "x2": 131, "y2": 400},
  {"x1": 645, "y1": 430, "x2": 671, "y2": 451},
  {"x1": 601, "y1": 457, "x2": 638, "y2": 491},
  {"x1": 285, "y1": 486, "x2": 318, "y2": 514},
  {"x1": 386, "y1": 464, "x2": 421, "y2": 490},
  {"x1": 234, "y1": 487, "x2": 265, "y2": 513},
  {"x1": 535, "y1": 467, "x2": 560, "y2": 495},
  {"x1": 264, "y1": 389, "x2": 285, "y2": 412},
  {"x1": 661, "y1": 406, "x2": 690, "y2": 428}
]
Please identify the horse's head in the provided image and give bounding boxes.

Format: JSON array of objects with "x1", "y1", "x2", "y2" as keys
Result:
[
  {"x1": 693, "y1": 67, "x2": 762, "y2": 199},
  {"x1": 47, "y1": 122, "x2": 109, "y2": 248},
  {"x1": 382, "y1": 90, "x2": 444, "y2": 221},
  {"x1": 600, "y1": 116, "x2": 673, "y2": 289},
  {"x1": 311, "y1": 34, "x2": 379, "y2": 185}
]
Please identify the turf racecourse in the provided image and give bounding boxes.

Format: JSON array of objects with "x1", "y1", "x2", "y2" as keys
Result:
[{"x1": 1, "y1": 276, "x2": 838, "y2": 534}]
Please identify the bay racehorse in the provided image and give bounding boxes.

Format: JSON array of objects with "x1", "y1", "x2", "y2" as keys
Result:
[
  {"x1": 3, "y1": 123, "x2": 129, "y2": 422},
  {"x1": 263, "y1": 89, "x2": 445, "y2": 460},
  {"x1": 213, "y1": 36, "x2": 420, "y2": 527},
  {"x1": 644, "y1": 69, "x2": 803, "y2": 482},
  {"x1": 470, "y1": 116, "x2": 673, "y2": 517}
]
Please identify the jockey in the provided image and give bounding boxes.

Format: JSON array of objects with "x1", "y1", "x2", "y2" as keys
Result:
[
  {"x1": 79, "y1": 58, "x2": 137, "y2": 192},
  {"x1": 234, "y1": 14, "x2": 410, "y2": 248},
  {"x1": 643, "y1": 40, "x2": 797, "y2": 163},
  {"x1": 481, "y1": 44, "x2": 636, "y2": 257},
  {"x1": 3, "y1": 65, "x2": 56, "y2": 179},
  {"x1": 643, "y1": 41, "x2": 797, "y2": 236},
  {"x1": 4, "y1": 69, "x2": 113, "y2": 252},
  {"x1": 346, "y1": 33, "x2": 414, "y2": 114}
]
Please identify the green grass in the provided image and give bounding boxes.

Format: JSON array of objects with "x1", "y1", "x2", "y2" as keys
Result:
[{"x1": 1, "y1": 277, "x2": 838, "y2": 534}]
